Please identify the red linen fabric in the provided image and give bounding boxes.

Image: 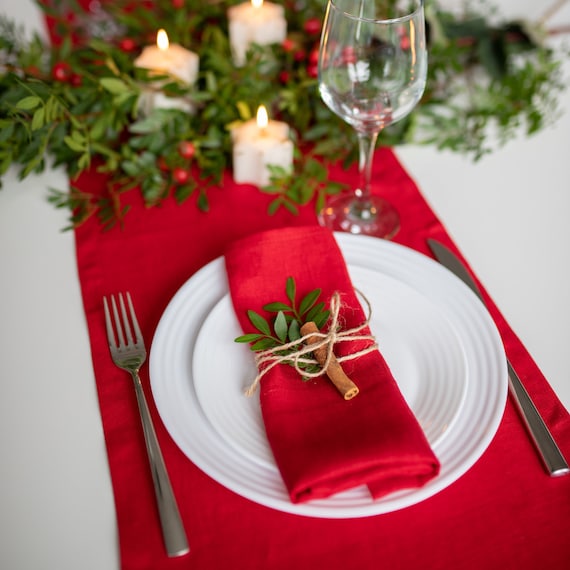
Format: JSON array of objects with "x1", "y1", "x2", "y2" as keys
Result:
[
  {"x1": 225, "y1": 226, "x2": 440, "y2": 502},
  {"x1": 73, "y1": 147, "x2": 570, "y2": 570}
]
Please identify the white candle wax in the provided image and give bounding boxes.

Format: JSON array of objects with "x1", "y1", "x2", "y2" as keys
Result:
[
  {"x1": 232, "y1": 106, "x2": 294, "y2": 187},
  {"x1": 134, "y1": 30, "x2": 199, "y2": 85},
  {"x1": 228, "y1": 0, "x2": 287, "y2": 66},
  {"x1": 134, "y1": 30, "x2": 199, "y2": 112}
]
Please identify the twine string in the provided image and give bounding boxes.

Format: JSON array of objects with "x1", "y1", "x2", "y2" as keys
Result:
[{"x1": 245, "y1": 290, "x2": 377, "y2": 396}]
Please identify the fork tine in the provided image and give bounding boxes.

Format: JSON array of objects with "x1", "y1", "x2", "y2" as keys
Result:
[
  {"x1": 125, "y1": 292, "x2": 144, "y2": 346},
  {"x1": 118, "y1": 292, "x2": 135, "y2": 345},
  {"x1": 110, "y1": 294, "x2": 126, "y2": 348},
  {"x1": 103, "y1": 296, "x2": 117, "y2": 348}
]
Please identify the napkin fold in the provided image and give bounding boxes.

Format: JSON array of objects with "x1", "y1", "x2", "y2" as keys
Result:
[{"x1": 225, "y1": 226, "x2": 440, "y2": 503}]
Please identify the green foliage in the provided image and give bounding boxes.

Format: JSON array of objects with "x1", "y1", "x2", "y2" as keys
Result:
[
  {"x1": 235, "y1": 276, "x2": 331, "y2": 377},
  {"x1": 0, "y1": 0, "x2": 566, "y2": 227}
]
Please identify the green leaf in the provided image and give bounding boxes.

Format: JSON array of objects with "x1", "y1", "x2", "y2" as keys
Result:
[
  {"x1": 288, "y1": 319, "x2": 301, "y2": 342},
  {"x1": 234, "y1": 333, "x2": 265, "y2": 343},
  {"x1": 263, "y1": 301, "x2": 291, "y2": 313},
  {"x1": 16, "y1": 96, "x2": 41, "y2": 110},
  {"x1": 251, "y1": 337, "x2": 279, "y2": 351},
  {"x1": 247, "y1": 310, "x2": 271, "y2": 336},
  {"x1": 77, "y1": 152, "x2": 91, "y2": 170},
  {"x1": 274, "y1": 311, "x2": 288, "y2": 343},
  {"x1": 63, "y1": 135, "x2": 85, "y2": 152},
  {"x1": 236, "y1": 101, "x2": 251, "y2": 121},
  {"x1": 285, "y1": 277, "x2": 296, "y2": 305},
  {"x1": 197, "y1": 191, "x2": 209, "y2": 212},
  {"x1": 31, "y1": 107, "x2": 45, "y2": 131},
  {"x1": 313, "y1": 310, "x2": 330, "y2": 330},
  {"x1": 306, "y1": 301, "x2": 325, "y2": 322},
  {"x1": 99, "y1": 77, "x2": 130, "y2": 95},
  {"x1": 299, "y1": 288, "x2": 321, "y2": 316}
]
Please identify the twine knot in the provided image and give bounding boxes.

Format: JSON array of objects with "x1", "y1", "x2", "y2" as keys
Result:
[{"x1": 245, "y1": 290, "x2": 377, "y2": 396}]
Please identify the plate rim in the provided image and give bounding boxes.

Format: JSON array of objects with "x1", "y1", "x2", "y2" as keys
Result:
[{"x1": 150, "y1": 233, "x2": 508, "y2": 517}]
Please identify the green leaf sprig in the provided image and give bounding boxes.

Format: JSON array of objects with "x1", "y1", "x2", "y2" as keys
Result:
[
  {"x1": 235, "y1": 277, "x2": 330, "y2": 378},
  {"x1": 0, "y1": 1, "x2": 567, "y2": 228}
]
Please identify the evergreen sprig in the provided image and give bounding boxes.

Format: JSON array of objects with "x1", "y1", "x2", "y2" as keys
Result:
[
  {"x1": 235, "y1": 276, "x2": 330, "y2": 377},
  {"x1": 0, "y1": 0, "x2": 566, "y2": 228}
]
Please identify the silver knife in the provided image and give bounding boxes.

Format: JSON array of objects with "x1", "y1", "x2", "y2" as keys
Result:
[{"x1": 427, "y1": 238, "x2": 569, "y2": 477}]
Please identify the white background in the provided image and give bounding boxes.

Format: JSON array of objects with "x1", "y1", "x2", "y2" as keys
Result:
[{"x1": 0, "y1": 1, "x2": 569, "y2": 569}]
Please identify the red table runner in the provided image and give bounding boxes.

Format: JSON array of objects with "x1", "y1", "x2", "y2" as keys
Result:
[{"x1": 75, "y1": 148, "x2": 570, "y2": 570}]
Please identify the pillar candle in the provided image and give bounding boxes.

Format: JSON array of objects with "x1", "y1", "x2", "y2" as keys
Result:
[
  {"x1": 232, "y1": 105, "x2": 294, "y2": 187},
  {"x1": 228, "y1": 0, "x2": 287, "y2": 66},
  {"x1": 134, "y1": 30, "x2": 199, "y2": 112}
]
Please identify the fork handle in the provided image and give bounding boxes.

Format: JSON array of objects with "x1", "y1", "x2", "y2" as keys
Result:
[{"x1": 131, "y1": 371, "x2": 190, "y2": 557}]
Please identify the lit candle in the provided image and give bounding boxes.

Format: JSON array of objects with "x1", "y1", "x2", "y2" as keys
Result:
[
  {"x1": 134, "y1": 29, "x2": 199, "y2": 84},
  {"x1": 228, "y1": 0, "x2": 287, "y2": 66},
  {"x1": 134, "y1": 29, "x2": 199, "y2": 112},
  {"x1": 231, "y1": 105, "x2": 294, "y2": 187}
]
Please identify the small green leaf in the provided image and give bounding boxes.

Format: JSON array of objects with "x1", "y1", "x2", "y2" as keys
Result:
[
  {"x1": 285, "y1": 277, "x2": 296, "y2": 305},
  {"x1": 251, "y1": 337, "x2": 279, "y2": 351},
  {"x1": 263, "y1": 301, "x2": 291, "y2": 313},
  {"x1": 16, "y1": 96, "x2": 41, "y2": 111},
  {"x1": 314, "y1": 310, "x2": 330, "y2": 330},
  {"x1": 31, "y1": 106, "x2": 45, "y2": 131},
  {"x1": 247, "y1": 310, "x2": 271, "y2": 336},
  {"x1": 235, "y1": 333, "x2": 265, "y2": 343},
  {"x1": 299, "y1": 288, "x2": 321, "y2": 316},
  {"x1": 197, "y1": 191, "x2": 209, "y2": 212},
  {"x1": 288, "y1": 319, "x2": 301, "y2": 342},
  {"x1": 306, "y1": 301, "x2": 325, "y2": 322},
  {"x1": 77, "y1": 153, "x2": 91, "y2": 170},
  {"x1": 236, "y1": 101, "x2": 251, "y2": 120},
  {"x1": 100, "y1": 77, "x2": 130, "y2": 95},
  {"x1": 274, "y1": 311, "x2": 288, "y2": 343},
  {"x1": 63, "y1": 135, "x2": 85, "y2": 152}
]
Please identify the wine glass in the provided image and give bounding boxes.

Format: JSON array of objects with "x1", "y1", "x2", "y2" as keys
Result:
[{"x1": 318, "y1": 0, "x2": 427, "y2": 238}]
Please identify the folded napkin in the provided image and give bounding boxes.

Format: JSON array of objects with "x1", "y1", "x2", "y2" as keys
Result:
[{"x1": 225, "y1": 226, "x2": 440, "y2": 503}]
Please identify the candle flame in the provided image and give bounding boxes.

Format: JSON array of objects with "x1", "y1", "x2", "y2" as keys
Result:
[
  {"x1": 256, "y1": 105, "x2": 269, "y2": 129},
  {"x1": 157, "y1": 29, "x2": 169, "y2": 51},
  {"x1": 251, "y1": 0, "x2": 263, "y2": 8}
]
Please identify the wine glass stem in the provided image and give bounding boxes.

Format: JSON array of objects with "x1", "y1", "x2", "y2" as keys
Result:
[{"x1": 357, "y1": 131, "x2": 380, "y2": 204}]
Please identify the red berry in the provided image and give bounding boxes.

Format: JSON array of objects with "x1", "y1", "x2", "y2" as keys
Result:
[
  {"x1": 171, "y1": 0, "x2": 185, "y2": 8},
  {"x1": 157, "y1": 156, "x2": 169, "y2": 171},
  {"x1": 307, "y1": 63, "x2": 318, "y2": 78},
  {"x1": 178, "y1": 141, "x2": 196, "y2": 159},
  {"x1": 294, "y1": 49, "x2": 306, "y2": 62},
  {"x1": 119, "y1": 38, "x2": 137, "y2": 52},
  {"x1": 52, "y1": 61, "x2": 71, "y2": 82},
  {"x1": 173, "y1": 167, "x2": 190, "y2": 185},
  {"x1": 279, "y1": 70, "x2": 290, "y2": 84},
  {"x1": 70, "y1": 73, "x2": 82, "y2": 86},
  {"x1": 304, "y1": 18, "x2": 321, "y2": 36},
  {"x1": 308, "y1": 48, "x2": 320, "y2": 65},
  {"x1": 282, "y1": 38, "x2": 295, "y2": 52}
]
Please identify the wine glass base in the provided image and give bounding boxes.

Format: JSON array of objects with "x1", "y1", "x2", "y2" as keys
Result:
[{"x1": 318, "y1": 194, "x2": 400, "y2": 240}]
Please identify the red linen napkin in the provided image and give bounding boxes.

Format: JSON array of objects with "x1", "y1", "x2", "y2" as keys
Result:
[{"x1": 225, "y1": 226, "x2": 440, "y2": 502}]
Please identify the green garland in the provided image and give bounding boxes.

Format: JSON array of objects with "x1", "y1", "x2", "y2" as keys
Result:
[{"x1": 0, "y1": 0, "x2": 565, "y2": 228}]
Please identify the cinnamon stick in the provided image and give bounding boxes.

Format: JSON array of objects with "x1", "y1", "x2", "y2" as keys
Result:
[{"x1": 300, "y1": 321, "x2": 359, "y2": 400}]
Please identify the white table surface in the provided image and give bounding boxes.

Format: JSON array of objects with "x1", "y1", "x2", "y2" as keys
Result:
[{"x1": 1, "y1": 1, "x2": 569, "y2": 569}]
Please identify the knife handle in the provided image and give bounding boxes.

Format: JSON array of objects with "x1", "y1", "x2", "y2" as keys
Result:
[{"x1": 507, "y1": 361, "x2": 569, "y2": 476}]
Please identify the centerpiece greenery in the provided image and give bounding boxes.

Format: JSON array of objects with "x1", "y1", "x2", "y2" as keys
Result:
[{"x1": 0, "y1": 0, "x2": 566, "y2": 228}]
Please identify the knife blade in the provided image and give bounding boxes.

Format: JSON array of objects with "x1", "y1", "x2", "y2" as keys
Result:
[{"x1": 427, "y1": 238, "x2": 569, "y2": 477}]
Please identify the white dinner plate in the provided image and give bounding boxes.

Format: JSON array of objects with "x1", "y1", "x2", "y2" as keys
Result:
[{"x1": 150, "y1": 233, "x2": 508, "y2": 517}]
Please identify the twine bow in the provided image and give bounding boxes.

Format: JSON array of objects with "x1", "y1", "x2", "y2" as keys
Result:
[{"x1": 245, "y1": 291, "x2": 377, "y2": 396}]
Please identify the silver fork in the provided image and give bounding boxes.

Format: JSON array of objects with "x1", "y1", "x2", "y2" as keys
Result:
[{"x1": 103, "y1": 292, "x2": 189, "y2": 557}]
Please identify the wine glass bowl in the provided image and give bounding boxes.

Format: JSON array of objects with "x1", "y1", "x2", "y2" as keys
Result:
[{"x1": 318, "y1": 0, "x2": 427, "y2": 238}]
